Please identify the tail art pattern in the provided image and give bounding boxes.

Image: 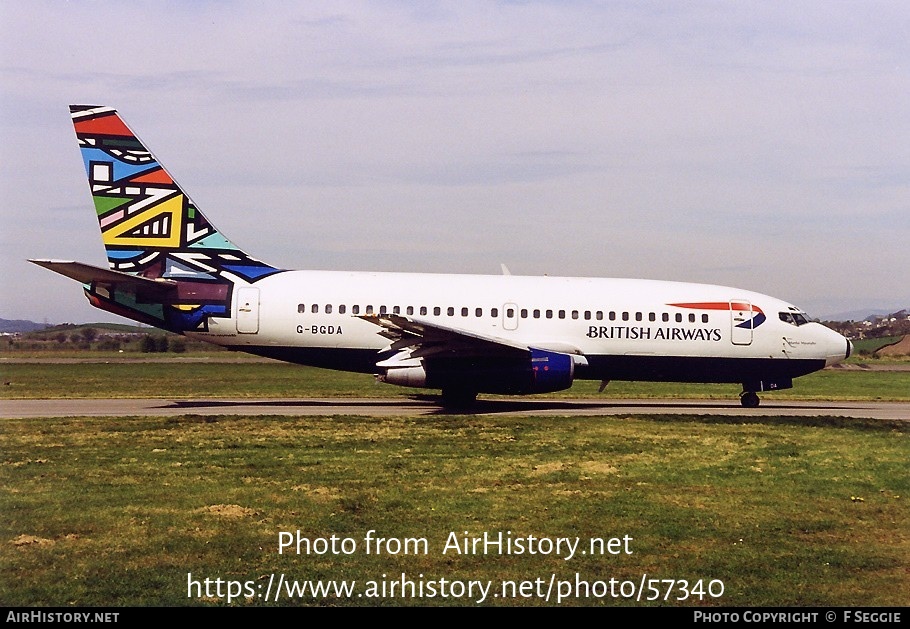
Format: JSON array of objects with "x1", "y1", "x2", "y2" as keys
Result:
[{"x1": 69, "y1": 105, "x2": 283, "y2": 332}]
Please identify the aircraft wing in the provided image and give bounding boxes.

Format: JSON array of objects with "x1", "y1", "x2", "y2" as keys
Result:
[
  {"x1": 29, "y1": 259, "x2": 177, "y2": 299},
  {"x1": 359, "y1": 313, "x2": 584, "y2": 360}
]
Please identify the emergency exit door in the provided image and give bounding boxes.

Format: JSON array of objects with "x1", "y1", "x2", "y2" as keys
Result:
[{"x1": 503, "y1": 303, "x2": 519, "y2": 331}]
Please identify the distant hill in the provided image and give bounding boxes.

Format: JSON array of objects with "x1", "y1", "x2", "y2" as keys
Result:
[
  {"x1": 27, "y1": 322, "x2": 150, "y2": 338},
  {"x1": 820, "y1": 307, "x2": 909, "y2": 322},
  {"x1": 877, "y1": 335, "x2": 910, "y2": 356},
  {"x1": 0, "y1": 317, "x2": 50, "y2": 334},
  {"x1": 2, "y1": 319, "x2": 150, "y2": 336}
]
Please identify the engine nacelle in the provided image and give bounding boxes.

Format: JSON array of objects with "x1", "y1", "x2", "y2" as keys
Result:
[
  {"x1": 378, "y1": 348, "x2": 581, "y2": 394},
  {"x1": 379, "y1": 365, "x2": 428, "y2": 388}
]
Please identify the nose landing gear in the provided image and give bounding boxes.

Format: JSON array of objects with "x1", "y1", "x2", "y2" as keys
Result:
[
  {"x1": 739, "y1": 378, "x2": 790, "y2": 408},
  {"x1": 739, "y1": 391, "x2": 761, "y2": 408}
]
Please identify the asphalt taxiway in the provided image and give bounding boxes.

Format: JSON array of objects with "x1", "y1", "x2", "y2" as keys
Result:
[{"x1": 2, "y1": 397, "x2": 907, "y2": 420}]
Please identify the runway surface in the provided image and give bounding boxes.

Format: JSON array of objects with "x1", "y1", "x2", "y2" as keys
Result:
[{"x1": 2, "y1": 397, "x2": 908, "y2": 420}]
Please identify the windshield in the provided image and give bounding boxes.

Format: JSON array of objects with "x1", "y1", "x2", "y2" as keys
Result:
[{"x1": 779, "y1": 308, "x2": 812, "y2": 326}]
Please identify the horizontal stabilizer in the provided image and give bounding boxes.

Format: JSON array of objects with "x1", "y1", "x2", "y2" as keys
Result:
[{"x1": 29, "y1": 259, "x2": 177, "y2": 298}]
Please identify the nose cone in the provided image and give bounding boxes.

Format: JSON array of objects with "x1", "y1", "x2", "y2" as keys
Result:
[{"x1": 824, "y1": 328, "x2": 852, "y2": 367}]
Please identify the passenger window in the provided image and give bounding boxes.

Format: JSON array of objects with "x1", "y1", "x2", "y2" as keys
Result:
[
  {"x1": 559, "y1": 310, "x2": 566, "y2": 319},
  {"x1": 339, "y1": 305, "x2": 346, "y2": 314},
  {"x1": 298, "y1": 304, "x2": 306, "y2": 313},
  {"x1": 447, "y1": 307, "x2": 454, "y2": 316},
  {"x1": 491, "y1": 308, "x2": 499, "y2": 317},
  {"x1": 393, "y1": 306, "x2": 400, "y2": 314},
  {"x1": 635, "y1": 312, "x2": 642, "y2": 322},
  {"x1": 622, "y1": 312, "x2": 629, "y2": 321},
  {"x1": 312, "y1": 304, "x2": 319, "y2": 314},
  {"x1": 420, "y1": 306, "x2": 427, "y2": 315},
  {"x1": 533, "y1": 309, "x2": 540, "y2": 319},
  {"x1": 506, "y1": 308, "x2": 514, "y2": 318},
  {"x1": 649, "y1": 313, "x2": 656, "y2": 322},
  {"x1": 461, "y1": 307, "x2": 469, "y2": 317},
  {"x1": 521, "y1": 309, "x2": 528, "y2": 318},
  {"x1": 596, "y1": 311, "x2": 603, "y2": 321},
  {"x1": 689, "y1": 313, "x2": 696, "y2": 323},
  {"x1": 433, "y1": 307, "x2": 441, "y2": 316},
  {"x1": 584, "y1": 311, "x2": 591, "y2": 320},
  {"x1": 407, "y1": 306, "x2": 414, "y2": 315},
  {"x1": 475, "y1": 308, "x2": 482, "y2": 317},
  {"x1": 325, "y1": 304, "x2": 332, "y2": 314},
  {"x1": 702, "y1": 314, "x2": 709, "y2": 323},
  {"x1": 379, "y1": 305, "x2": 387, "y2": 315},
  {"x1": 609, "y1": 311, "x2": 616, "y2": 321},
  {"x1": 675, "y1": 313, "x2": 682, "y2": 323},
  {"x1": 662, "y1": 313, "x2": 669, "y2": 322},
  {"x1": 366, "y1": 305, "x2": 373, "y2": 314},
  {"x1": 352, "y1": 305, "x2": 360, "y2": 315},
  {"x1": 572, "y1": 310, "x2": 579, "y2": 320}
]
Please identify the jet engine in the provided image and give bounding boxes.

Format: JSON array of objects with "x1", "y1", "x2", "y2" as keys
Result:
[{"x1": 379, "y1": 348, "x2": 584, "y2": 395}]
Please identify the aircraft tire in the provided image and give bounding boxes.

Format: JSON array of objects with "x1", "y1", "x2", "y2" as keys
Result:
[
  {"x1": 740, "y1": 391, "x2": 761, "y2": 408},
  {"x1": 440, "y1": 388, "x2": 478, "y2": 408}
]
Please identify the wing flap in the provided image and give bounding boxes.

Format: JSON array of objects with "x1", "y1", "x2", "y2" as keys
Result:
[{"x1": 360, "y1": 313, "x2": 531, "y2": 359}]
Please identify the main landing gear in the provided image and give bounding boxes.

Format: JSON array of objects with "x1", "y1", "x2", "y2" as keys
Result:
[
  {"x1": 440, "y1": 388, "x2": 478, "y2": 409},
  {"x1": 739, "y1": 391, "x2": 760, "y2": 408}
]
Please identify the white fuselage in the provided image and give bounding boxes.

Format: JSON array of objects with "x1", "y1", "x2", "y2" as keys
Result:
[{"x1": 189, "y1": 270, "x2": 850, "y2": 386}]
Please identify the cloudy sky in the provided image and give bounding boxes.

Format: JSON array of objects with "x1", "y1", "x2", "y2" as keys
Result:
[{"x1": 1, "y1": 1, "x2": 908, "y2": 323}]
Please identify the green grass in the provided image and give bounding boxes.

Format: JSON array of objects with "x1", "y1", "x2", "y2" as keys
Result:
[
  {"x1": 2, "y1": 361, "x2": 909, "y2": 401},
  {"x1": 0, "y1": 362, "x2": 391, "y2": 399},
  {"x1": 2, "y1": 357, "x2": 906, "y2": 607},
  {"x1": 851, "y1": 336, "x2": 903, "y2": 355},
  {"x1": 1, "y1": 413, "x2": 906, "y2": 606}
]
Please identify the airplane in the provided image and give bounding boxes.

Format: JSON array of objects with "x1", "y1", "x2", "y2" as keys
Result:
[{"x1": 31, "y1": 105, "x2": 853, "y2": 408}]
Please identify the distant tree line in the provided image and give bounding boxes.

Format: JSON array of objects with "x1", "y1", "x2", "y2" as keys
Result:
[
  {"x1": 140, "y1": 335, "x2": 185, "y2": 353},
  {"x1": 824, "y1": 316, "x2": 910, "y2": 341},
  {"x1": 3, "y1": 327, "x2": 189, "y2": 353}
]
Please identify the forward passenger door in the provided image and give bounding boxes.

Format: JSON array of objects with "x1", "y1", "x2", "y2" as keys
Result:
[{"x1": 730, "y1": 300, "x2": 753, "y2": 346}]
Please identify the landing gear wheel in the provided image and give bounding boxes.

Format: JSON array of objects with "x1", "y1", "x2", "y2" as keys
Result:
[
  {"x1": 440, "y1": 388, "x2": 478, "y2": 409},
  {"x1": 740, "y1": 391, "x2": 760, "y2": 408}
]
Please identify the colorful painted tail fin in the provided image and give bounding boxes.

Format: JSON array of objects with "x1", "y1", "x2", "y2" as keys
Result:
[
  {"x1": 69, "y1": 105, "x2": 281, "y2": 283},
  {"x1": 54, "y1": 106, "x2": 283, "y2": 333}
]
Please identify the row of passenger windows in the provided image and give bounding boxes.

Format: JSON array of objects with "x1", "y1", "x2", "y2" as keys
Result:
[{"x1": 297, "y1": 303, "x2": 710, "y2": 324}]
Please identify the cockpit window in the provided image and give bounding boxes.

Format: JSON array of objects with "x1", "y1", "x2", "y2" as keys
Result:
[{"x1": 779, "y1": 311, "x2": 811, "y2": 326}]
